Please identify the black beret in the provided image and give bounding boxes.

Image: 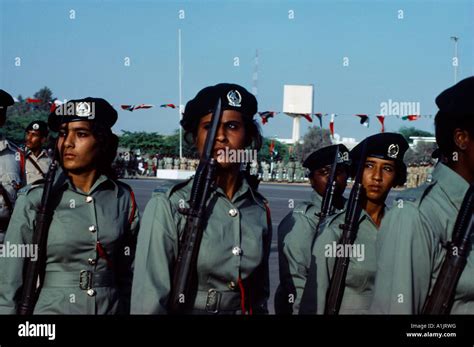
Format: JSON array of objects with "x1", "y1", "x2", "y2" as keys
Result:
[
  {"x1": 303, "y1": 144, "x2": 351, "y2": 172},
  {"x1": 48, "y1": 97, "x2": 117, "y2": 131},
  {"x1": 26, "y1": 120, "x2": 48, "y2": 137},
  {"x1": 351, "y1": 133, "x2": 408, "y2": 162},
  {"x1": 181, "y1": 83, "x2": 257, "y2": 131},
  {"x1": 0, "y1": 89, "x2": 14, "y2": 117},
  {"x1": 0, "y1": 89, "x2": 14, "y2": 106},
  {"x1": 435, "y1": 76, "x2": 474, "y2": 115}
]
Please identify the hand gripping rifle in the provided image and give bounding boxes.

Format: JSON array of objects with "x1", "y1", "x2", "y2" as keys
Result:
[
  {"x1": 422, "y1": 184, "x2": 474, "y2": 314},
  {"x1": 168, "y1": 98, "x2": 223, "y2": 313},
  {"x1": 18, "y1": 147, "x2": 59, "y2": 315},
  {"x1": 325, "y1": 141, "x2": 367, "y2": 315}
]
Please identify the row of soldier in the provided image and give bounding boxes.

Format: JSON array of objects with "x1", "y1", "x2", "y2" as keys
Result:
[{"x1": 0, "y1": 77, "x2": 473, "y2": 315}]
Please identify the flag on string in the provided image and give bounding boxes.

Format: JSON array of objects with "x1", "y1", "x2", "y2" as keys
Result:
[
  {"x1": 376, "y1": 115, "x2": 385, "y2": 133},
  {"x1": 49, "y1": 99, "x2": 64, "y2": 113},
  {"x1": 355, "y1": 114, "x2": 370, "y2": 127},
  {"x1": 314, "y1": 113, "x2": 323, "y2": 128},
  {"x1": 26, "y1": 98, "x2": 42, "y2": 103},
  {"x1": 329, "y1": 114, "x2": 335, "y2": 138},
  {"x1": 402, "y1": 115, "x2": 420, "y2": 121},
  {"x1": 258, "y1": 111, "x2": 276, "y2": 125},
  {"x1": 269, "y1": 140, "x2": 275, "y2": 155},
  {"x1": 302, "y1": 114, "x2": 312, "y2": 122},
  {"x1": 160, "y1": 104, "x2": 177, "y2": 109},
  {"x1": 121, "y1": 104, "x2": 154, "y2": 112}
]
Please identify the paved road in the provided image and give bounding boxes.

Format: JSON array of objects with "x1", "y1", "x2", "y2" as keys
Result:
[{"x1": 122, "y1": 178, "x2": 397, "y2": 314}]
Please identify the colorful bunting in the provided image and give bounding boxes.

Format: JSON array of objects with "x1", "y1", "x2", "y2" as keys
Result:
[
  {"x1": 402, "y1": 115, "x2": 420, "y2": 121},
  {"x1": 160, "y1": 104, "x2": 177, "y2": 109},
  {"x1": 376, "y1": 115, "x2": 385, "y2": 133},
  {"x1": 302, "y1": 114, "x2": 312, "y2": 123},
  {"x1": 258, "y1": 111, "x2": 276, "y2": 125},
  {"x1": 329, "y1": 114, "x2": 335, "y2": 138},
  {"x1": 314, "y1": 113, "x2": 323, "y2": 128},
  {"x1": 121, "y1": 104, "x2": 154, "y2": 112},
  {"x1": 355, "y1": 114, "x2": 370, "y2": 127},
  {"x1": 26, "y1": 98, "x2": 42, "y2": 103}
]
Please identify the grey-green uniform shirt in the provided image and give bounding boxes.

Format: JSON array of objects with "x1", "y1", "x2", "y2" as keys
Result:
[
  {"x1": 25, "y1": 149, "x2": 51, "y2": 185},
  {"x1": 0, "y1": 136, "x2": 24, "y2": 223},
  {"x1": 130, "y1": 177, "x2": 271, "y2": 314},
  {"x1": 300, "y1": 207, "x2": 383, "y2": 314},
  {"x1": 370, "y1": 163, "x2": 472, "y2": 314},
  {"x1": 275, "y1": 192, "x2": 324, "y2": 314},
  {"x1": 0, "y1": 170, "x2": 139, "y2": 314}
]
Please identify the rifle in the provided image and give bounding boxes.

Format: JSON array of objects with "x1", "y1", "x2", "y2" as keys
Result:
[
  {"x1": 325, "y1": 141, "x2": 367, "y2": 315},
  {"x1": 17, "y1": 147, "x2": 59, "y2": 315},
  {"x1": 168, "y1": 98, "x2": 224, "y2": 313},
  {"x1": 314, "y1": 146, "x2": 340, "y2": 242},
  {"x1": 422, "y1": 184, "x2": 474, "y2": 314}
]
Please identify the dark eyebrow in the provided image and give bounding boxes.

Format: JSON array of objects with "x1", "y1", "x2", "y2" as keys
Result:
[{"x1": 59, "y1": 125, "x2": 91, "y2": 132}]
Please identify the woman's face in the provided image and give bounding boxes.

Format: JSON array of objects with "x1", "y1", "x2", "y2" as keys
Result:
[
  {"x1": 310, "y1": 165, "x2": 348, "y2": 197},
  {"x1": 195, "y1": 110, "x2": 247, "y2": 169},
  {"x1": 361, "y1": 156, "x2": 397, "y2": 203},
  {"x1": 57, "y1": 121, "x2": 100, "y2": 174}
]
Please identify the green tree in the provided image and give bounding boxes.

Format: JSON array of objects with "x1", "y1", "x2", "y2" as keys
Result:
[
  {"x1": 2, "y1": 87, "x2": 53, "y2": 145},
  {"x1": 258, "y1": 138, "x2": 289, "y2": 163},
  {"x1": 294, "y1": 126, "x2": 332, "y2": 162}
]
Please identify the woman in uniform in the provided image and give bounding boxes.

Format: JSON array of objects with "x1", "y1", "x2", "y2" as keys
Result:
[
  {"x1": 299, "y1": 132, "x2": 408, "y2": 314},
  {"x1": 370, "y1": 77, "x2": 474, "y2": 314},
  {"x1": 0, "y1": 97, "x2": 139, "y2": 314},
  {"x1": 131, "y1": 83, "x2": 272, "y2": 314}
]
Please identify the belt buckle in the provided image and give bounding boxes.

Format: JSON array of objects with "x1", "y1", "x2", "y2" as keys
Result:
[
  {"x1": 205, "y1": 289, "x2": 220, "y2": 314},
  {"x1": 79, "y1": 270, "x2": 92, "y2": 290}
]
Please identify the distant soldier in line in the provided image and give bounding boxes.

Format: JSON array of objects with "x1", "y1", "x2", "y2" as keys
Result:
[
  {"x1": 276, "y1": 159, "x2": 283, "y2": 182},
  {"x1": 180, "y1": 157, "x2": 187, "y2": 170},
  {"x1": 287, "y1": 157, "x2": 295, "y2": 183},
  {"x1": 295, "y1": 161, "x2": 304, "y2": 183},
  {"x1": 173, "y1": 157, "x2": 180, "y2": 170},
  {"x1": 0, "y1": 89, "x2": 25, "y2": 243},
  {"x1": 275, "y1": 144, "x2": 351, "y2": 314},
  {"x1": 23, "y1": 120, "x2": 51, "y2": 185}
]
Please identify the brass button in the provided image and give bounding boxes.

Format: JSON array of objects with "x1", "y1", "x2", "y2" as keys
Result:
[
  {"x1": 86, "y1": 196, "x2": 93, "y2": 203},
  {"x1": 232, "y1": 246, "x2": 242, "y2": 256},
  {"x1": 87, "y1": 289, "x2": 96, "y2": 297},
  {"x1": 228, "y1": 281, "x2": 236, "y2": 290},
  {"x1": 228, "y1": 208, "x2": 238, "y2": 217},
  {"x1": 88, "y1": 225, "x2": 96, "y2": 233},
  {"x1": 88, "y1": 258, "x2": 96, "y2": 265}
]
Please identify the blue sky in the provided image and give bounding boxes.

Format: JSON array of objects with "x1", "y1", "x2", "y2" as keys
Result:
[{"x1": 1, "y1": 0, "x2": 473, "y2": 141}]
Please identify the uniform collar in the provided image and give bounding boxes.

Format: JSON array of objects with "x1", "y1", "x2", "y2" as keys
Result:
[
  {"x1": 0, "y1": 133, "x2": 13, "y2": 152},
  {"x1": 214, "y1": 175, "x2": 255, "y2": 204},
  {"x1": 432, "y1": 163, "x2": 470, "y2": 208},
  {"x1": 360, "y1": 204, "x2": 388, "y2": 228},
  {"x1": 310, "y1": 191, "x2": 323, "y2": 205},
  {"x1": 183, "y1": 175, "x2": 261, "y2": 206},
  {"x1": 55, "y1": 168, "x2": 119, "y2": 197},
  {"x1": 26, "y1": 148, "x2": 49, "y2": 159}
]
